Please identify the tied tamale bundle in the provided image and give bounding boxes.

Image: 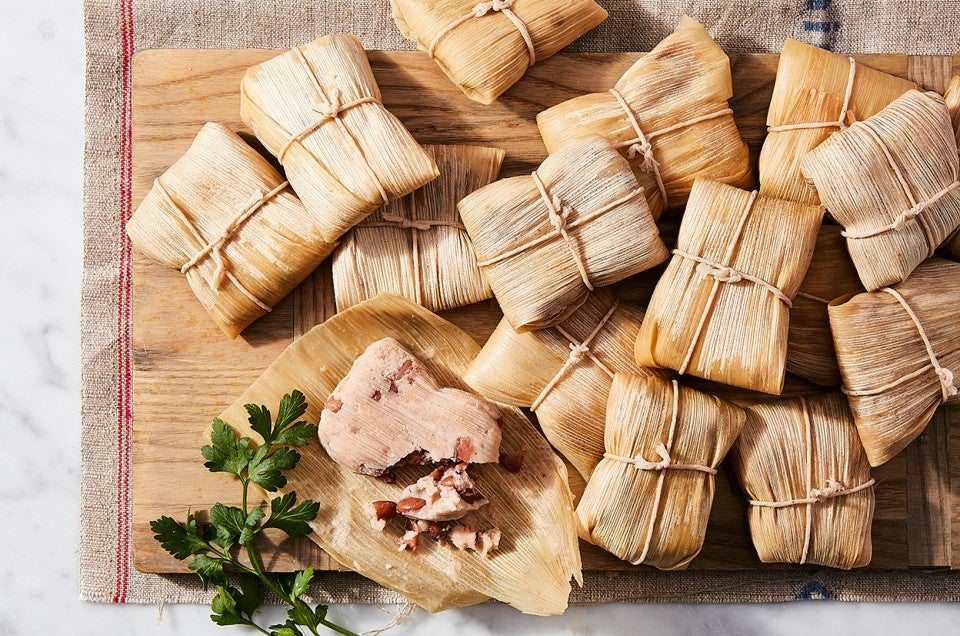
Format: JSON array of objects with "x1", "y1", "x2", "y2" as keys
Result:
[
  {"x1": 635, "y1": 180, "x2": 823, "y2": 394},
  {"x1": 464, "y1": 289, "x2": 651, "y2": 479},
  {"x1": 459, "y1": 134, "x2": 669, "y2": 331},
  {"x1": 829, "y1": 257, "x2": 960, "y2": 466},
  {"x1": 577, "y1": 374, "x2": 745, "y2": 570},
  {"x1": 240, "y1": 35, "x2": 439, "y2": 243},
  {"x1": 126, "y1": 123, "x2": 336, "y2": 339},
  {"x1": 536, "y1": 17, "x2": 752, "y2": 219},
  {"x1": 332, "y1": 145, "x2": 503, "y2": 312},
  {"x1": 940, "y1": 76, "x2": 960, "y2": 258},
  {"x1": 732, "y1": 393, "x2": 875, "y2": 569},
  {"x1": 391, "y1": 0, "x2": 607, "y2": 105},
  {"x1": 760, "y1": 38, "x2": 916, "y2": 204},
  {"x1": 218, "y1": 294, "x2": 581, "y2": 615},
  {"x1": 786, "y1": 225, "x2": 863, "y2": 386},
  {"x1": 802, "y1": 90, "x2": 960, "y2": 291}
]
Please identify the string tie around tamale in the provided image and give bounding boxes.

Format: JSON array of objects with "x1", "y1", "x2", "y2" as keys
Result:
[
  {"x1": 608, "y1": 87, "x2": 734, "y2": 210},
  {"x1": 842, "y1": 287, "x2": 958, "y2": 402},
  {"x1": 277, "y1": 47, "x2": 389, "y2": 205},
  {"x1": 428, "y1": 0, "x2": 536, "y2": 67},
  {"x1": 530, "y1": 300, "x2": 620, "y2": 411},
  {"x1": 604, "y1": 444, "x2": 718, "y2": 475},
  {"x1": 747, "y1": 397, "x2": 875, "y2": 564},
  {"x1": 768, "y1": 57, "x2": 858, "y2": 133},
  {"x1": 153, "y1": 178, "x2": 280, "y2": 312},
  {"x1": 673, "y1": 252, "x2": 793, "y2": 305},
  {"x1": 795, "y1": 291, "x2": 832, "y2": 304}
]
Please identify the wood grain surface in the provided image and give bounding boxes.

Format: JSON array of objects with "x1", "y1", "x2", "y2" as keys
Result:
[{"x1": 131, "y1": 48, "x2": 960, "y2": 574}]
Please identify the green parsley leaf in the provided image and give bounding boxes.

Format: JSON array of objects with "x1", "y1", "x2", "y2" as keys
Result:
[
  {"x1": 189, "y1": 553, "x2": 226, "y2": 590},
  {"x1": 265, "y1": 492, "x2": 320, "y2": 538},
  {"x1": 202, "y1": 419, "x2": 254, "y2": 476},
  {"x1": 272, "y1": 421, "x2": 319, "y2": 448},
  {"x1": 270, "y1": 625, "x2": 302, "y2": 636},
  {"x1": 246, "y1": 403, "x2": 274, "y2": 445},
  {"x1": 150, "y1": 514, "x2": 210, "y2": 560},
  {"x1": 291, "y1": 566, "x2": 314, "y2": 598},
  {"x1": 234, "y1": 573, "x2": 266, "y2": 619},
  {"x1": 248, "y1": 446, "x2": 301, "y2": 491}
]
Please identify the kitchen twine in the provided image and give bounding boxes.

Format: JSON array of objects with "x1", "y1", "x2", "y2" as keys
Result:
[
  {"x1": 842, "y1": 286, "x2": 958, "y2": 402},
  {"x1": 359, "y1": 213, "x2": 467, "y2": 305},
  {"x1": 153, "y1": 178, "x2": 284, "y2": 312},
  {"x1": 748, "y1": 396, "x2": 876, "y2": 565},
  {"x1": 671, "y1": 191, "x2": 793, "y2": 375},
  {"x1": 474, "y1": 171, "x2": 645, "y2": 291},
  {"x1": 603, "y1": 379, "x2": 718, "y2": 565},
  {"x1": 795, "y1": 291, "x2": 832, "y2": 304},
  {"x1": 277, "y1": 46, "x2": 389, "y2": 205},
  {"x1": 768, "y1": 57, "x2": 858, "y2": 133},
  {"x1": 529, "y1": 300, "x2": 620, "y2": 411},
  {"x1": 607, "y1": 87, "x2": 733, "y2": 210},
  {"x1": 428, "y1": 0, "x2": 536, "y2": 67}
]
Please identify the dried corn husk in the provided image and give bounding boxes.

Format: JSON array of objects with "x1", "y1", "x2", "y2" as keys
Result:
[
  {"x1": 802, "y1": 90, "x2": 960, "y2": 291},
  {"x1": 577, "y1": 374, "x2": 745, "y2": 569},
  {"x1": 240, "y1": 35, "x2": 439, "y2": 243},
  {"x1": 760, "y1": 38, "x2": 915, "y2": 204},
  {"x1": 786, "y1": 225, "x2": 863, "y2": 386},
  {"x1": 635, "y1": 179, "x2": 823, "y2": 394},
  {"x1": 828, "y1": 257, "x2": 960, "y2": 466},
  {"x1": 126, "y1": 123, "x2": 336, "y2": 339},
  {"x1": 463, "y1": 289, "x2": 652, "y2": 479},
  {"x1": 218, "y1": 294, "x2": 581, "y2": 615},
  {"x1": 536, "y1": 16, "x2": 752, "y2": 218},
  {"x1": 332, "y1": 144, "x2": 501, "y2": 313},
  {"x1": 391, "y1": 0, "x2": 607, "y2": 105},
  {"x1": 459, "y1": 134, "x2": 668, "y2": 331},
  {"x1": 941, "y1": 76, "x2": 960, "y2": 258},
  {"x1": 732, "y1": 393, "x2": 875, "y2": 569}
]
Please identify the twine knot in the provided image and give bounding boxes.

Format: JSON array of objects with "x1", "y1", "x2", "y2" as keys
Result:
[
  {"x1": 696, "y1": 262, "x2": 743, "y2": 283},
  {"x1": 808, "y1": 479, "x2": 845, "y2": 503},
  {"x1": 473, "y1": 0, "x2": 513, "y2": 16},
  {"x1": 633, "y1": 444, "x2": 672, "y2": 472},
  {"x1": 626, "y1": 141, "x2": 659, "y2": 174},
  {"x1": 313, "y1": 89, "x2": 343, "y2": 120},
  {"x1": 937, "y1": 367, "x2": 958, "y2": 399},
  {"x1": 381, "y1": 213, "x2": 433, "y2": 231},
  {"x1": 567, "y1": 342, "x2": 589, "y2": 363},
  {"x1": 547, "y1": 193, "x2": 574, "y2": 233}
]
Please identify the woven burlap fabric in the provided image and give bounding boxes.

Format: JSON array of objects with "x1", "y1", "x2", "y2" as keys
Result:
[{"x1": 81, "y1": 0, "x2": 960, "y2": 605}]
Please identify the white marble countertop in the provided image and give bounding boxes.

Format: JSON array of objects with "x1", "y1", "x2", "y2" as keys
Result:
[{"x1": 3, "y1": 1, "x2": 960, "y2": 634}]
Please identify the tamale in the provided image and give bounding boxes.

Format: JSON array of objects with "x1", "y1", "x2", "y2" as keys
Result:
[
  {"x1": 760, "y1": 38, "x2": 915, "y2": 204},
  {"x1": 390, "y1": 0, "x2": 607, "y2": 105},
  {"x1": 786, "y1": 225, "x2": 863, "y2": 386},
  {"x1": 940, "y1": 76, "x2": 960, "y2": 258},
  {"x1": 240, "y1": 35, "x2": 439, "y2": 243},
  {"x1": 217, "y1": 294, "x2": 581, "y2": 615},
  {"x1": 635, "y1": 179, "x2": 823, "y2": 394},
  {"x1": 829, "y1": 257, "x2": 960, "y2": 466},
  {"x1": 463, "y1": 289, "x2": 652, "y2": 479},
  {"x1": 732, "y1": 393, "x2": 875, "y2": 569},
  {"x1": 578, "y1": 374, "x2": 744, "y2": 569},
  {"x1": 126, "y1": 123, "x2": 336, "y2": 339},
  {"x1": 459, "y1": 134, "x2": 669, "y2": 332},
  {"x1": 332, "y1": 145, "x2": 502, "y2": 312},
  {"x1": 802, "y1": 90, "x2": 960, "y2": 291},
  {"x1": 536, "y1": 17, "x2": 752, "y2": 218}
]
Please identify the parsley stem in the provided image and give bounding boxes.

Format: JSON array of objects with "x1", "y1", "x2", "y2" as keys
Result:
[{"x1": 317, "y1": 619, "x2": 360, "y2": 636}]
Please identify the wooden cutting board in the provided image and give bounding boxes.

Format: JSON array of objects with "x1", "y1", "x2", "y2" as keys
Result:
[{"x1": 131, "y1": 47, "x2": 960, "y2": 574}]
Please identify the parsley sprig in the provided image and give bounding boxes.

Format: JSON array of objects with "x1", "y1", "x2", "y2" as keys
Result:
[{"x1": 150, "y1": 390, "x2": 357, "y2": 636}]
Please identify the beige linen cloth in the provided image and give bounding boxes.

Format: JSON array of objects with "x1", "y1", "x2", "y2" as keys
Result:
[{"x1": 82, "y1": 0, "x2": 960, "y2": 604}]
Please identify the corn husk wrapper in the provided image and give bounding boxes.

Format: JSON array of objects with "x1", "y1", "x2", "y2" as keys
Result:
[
  {"x1": 391, "y1": 0, "x2": 607, "y2": 105},
  {"x1": 786, "y1": 225, "x2": 863, "y2": 386},
  {"x1": 760, "y1": 38, "x2": 916, "y2": 204},
  {"x1": 828, "y1": 258, "x2": 960, "y2": 466},
  {"x1": 240, "y1": 35, "x2": 439, "y2": 243},
  {"x1": 126, "y1": 123, "x2": 336, "y2": 339},
  {"x1": 536, "y1": 16, "x2": 752, "y2": 218},
  {"x1": 459, "y1": 134, "x2": 669, "y2": 332},
  {"x1": 332, "y1": 145, "x2": 502, "y2": 312},
  {"x1": 635, "y1": 180, "x2": 823, "y2": 394},
  {"x1": 218, "y1": 294, "x2": 581, "y2": 614},
  {"x1": 463, "y1": 289, "x2": 652, "y2": 480},
  {"x1": 732, "y1": 393, "x2": 875, "y2": 569},
  {"x1": 941, "y1": 76, "x2": 960, "y2": 258},
  {"x1": 801, "y1": 90, "x2": 960, "y2": 291},
  {"x1": 577, "y1": 374, "x2": 745, "y2": 569}
]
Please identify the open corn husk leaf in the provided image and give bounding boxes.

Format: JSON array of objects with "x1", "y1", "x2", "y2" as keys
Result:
[
  {"x1": 635, "y1": 179, "x2": 823, "y2": 394},
  {"x1": 459, "y1": 134, "x2": 668, "y2": 332},
  {"x1": 829, "y1": 257, "x2": 960, "y2": 466},
  {"x1": 536, "y1": 16, "x2": 752, "y2": 218},
  {"x1": 760, "y1": 38, "x2": 915, "y2": 204},
  {"x1": 216, "y1": 294, "x2": 581, "y2": 615},
  {"x1": 578, "y1": 374, "x2": 744, "y2": 570},
  {"x1": 732, "y1": 393, "x2": 875, "y2": 569},
  {"x1": 391, "y1": 0, "x2": 607, "y2": 105},
  {"x1": 802, "y1": 90, "x2": 960, "y2": 291},
  {"x1": 240, "y1": 34, "x2": 438, "y2": 243},
  {"x1": 463, "y1": 289, "x2": 652, "y2": 480},
  {"x1": 127, "y1": 123, "x2": 336, "y2": 339},
  {"x1": 332, "y1": 144, "x2": 501, "y2": 313}
]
